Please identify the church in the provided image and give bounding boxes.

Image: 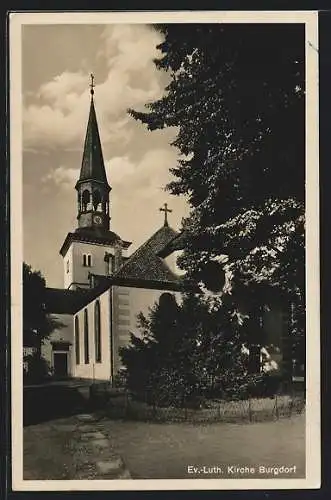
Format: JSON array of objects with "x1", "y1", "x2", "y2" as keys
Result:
[
  {"x1": 41, "y1": 80, "x2": 189, "y2": 381},
  {"x1": 37, "y1": 78, "x2": 297, "y2": 384}
]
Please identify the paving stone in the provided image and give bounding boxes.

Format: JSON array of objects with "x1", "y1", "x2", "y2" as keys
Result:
[
  {"x1": 77, "y1": 414, "x2": 96, "y2": 422},
  {"x1": 78, "y1": 425, "x2": 101, "y2": 433},
  {"x1": 76, "y1": 463, "x2": 98, "y2": 479},
  {"x1": 81, "y1": 431, "x2": 105, "y2": 440},
  {"x1": 96, "y1": 458, "x2": 123, "y2": 476},
  {"x1": 56, "y1": 424, "x2": 76, "y2": 432},
  {"x1": 117, "y1": 469, "x2": 131, "y2": 479},
  {"x1": 90, "y1": 438, "x2": 110, "y2": 449}
]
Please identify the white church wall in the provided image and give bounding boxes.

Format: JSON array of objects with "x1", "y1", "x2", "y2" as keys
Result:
[
  {"x1": 67, "y1": 241, "x2": 117, "y2": 289},
  {"x1": 129, "y1": 287, "x2": 182, "y2": 332},
  {"x1": 63, "y1": 246, "x2": 73, "y2": 289},
  {"x1": 111, "y1": 285, "x2": 182, "y2": 375},
  {"x1": 73, "y1": 288, "x2": 112, "y2": 381},
  {"x1": 41, "y1": 313, "x2": 73, "y2": 376}
]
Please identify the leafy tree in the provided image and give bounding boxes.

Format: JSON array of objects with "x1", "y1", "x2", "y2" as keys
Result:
[
  {"x1": 23, "y1": 262, "x2": 63, "y2": 359},
  {"x1": 129, "y1": 24, "x2": 306, "y2": 374}
]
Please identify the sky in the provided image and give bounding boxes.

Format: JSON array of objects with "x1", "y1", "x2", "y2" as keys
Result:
[{"x1": 22, "y1": 24, "x2": 190, "y2": 288}]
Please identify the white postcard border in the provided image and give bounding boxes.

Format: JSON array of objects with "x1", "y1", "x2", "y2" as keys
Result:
[{"x1": 10, "y1": 10, "x2": 320, "y2": 491}]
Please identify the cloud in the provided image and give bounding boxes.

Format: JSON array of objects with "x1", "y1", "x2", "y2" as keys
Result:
[
  {"x1": 38, "y1": 71, "x2": 87, "y2": 106},
  {"x1": 99, "y1": 24, "x2": 163, "y2": 73},
  {"x1": 107, "y1": 148, "x2": 175, "y2": 193},
  {"x1": 42, "y1": 165, "x2": 79, "y2": 190},
  {"x1": 42, "y1": 147, "x2": 176, "y2": 196},
  {"x1": 23, "y1": 24, "x2": 167, "y2": 153}
]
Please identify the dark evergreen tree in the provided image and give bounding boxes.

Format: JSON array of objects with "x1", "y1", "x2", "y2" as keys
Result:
[{"x1": 129, "y1": 24, "x2": 306, "y2": 373}]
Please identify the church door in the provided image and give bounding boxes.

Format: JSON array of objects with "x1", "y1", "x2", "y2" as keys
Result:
[{"x1": 53, "y1": 352, "x2": 68, "y2": 378}]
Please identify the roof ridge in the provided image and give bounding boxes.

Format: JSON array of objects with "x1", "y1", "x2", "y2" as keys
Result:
[{"x1": 157, "y1": 229, "x2": 186, "y2": 257}]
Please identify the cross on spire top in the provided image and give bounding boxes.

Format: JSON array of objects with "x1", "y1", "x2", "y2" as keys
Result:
[
  {"x1": 90, "y1": 73, "x2": 95, "y2": 96},
  {"x1": 159, "y1": 203, "x2": 172, "y2": 227}
]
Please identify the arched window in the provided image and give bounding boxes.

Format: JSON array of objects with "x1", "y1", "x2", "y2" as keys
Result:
[
  {"x1": 94, "y1": 300, "x2": 102, "y2": 363},
  {"x1": 83, "y1": 253, "x2": 92, "y2": 267},
  {"x1": 82, "y1": 189, "x2": 90, "y2": 211},
  {"x1": 74, "y1": 316, "x2": 80, "y2": 365},
  {"x1": 84, "y1": 309, "x2": 89, "y2": 364},
  {"x1": 92, "y1": 190, "x2": 101, "y2": 210}
]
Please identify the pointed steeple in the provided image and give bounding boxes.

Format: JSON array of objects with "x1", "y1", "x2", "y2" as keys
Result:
[
  {"x1": 75, "y1": 75, "x2": 111, "y2": 232},
  {"x1": 76, "y1": 74, "x2": 110, "y2": 189}
]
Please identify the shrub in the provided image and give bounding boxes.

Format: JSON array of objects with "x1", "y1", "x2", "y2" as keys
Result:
[{"x1": 23, "y1": 353, "x2": 52, "y2": 384}]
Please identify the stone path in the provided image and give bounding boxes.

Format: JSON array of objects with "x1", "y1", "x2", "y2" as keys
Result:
[
  {"x1": 24, "y1": 412, "x2": 305, "y2": 480},
  {"x1": 75, "y1": 414, "x2": 131, "y2": 479},
  {"x1": 24, "y1": 413, "x2": 131, "y2": 480}
]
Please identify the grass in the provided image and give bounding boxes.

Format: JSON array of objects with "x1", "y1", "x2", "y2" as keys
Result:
[
  {"x1": 101, "y1": 413, "x2": 305, "y2": 479},
  {"x1": 24, "y1": 416, "x2": 82, "y2": 480},
  {"x1": 23, "y1": 416, "x2": 119, "y2": 480}
]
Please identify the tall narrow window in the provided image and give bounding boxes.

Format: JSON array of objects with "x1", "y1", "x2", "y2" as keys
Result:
[
  {"x1": 92, "y1": 190, "x2": 101, "y2": 210},
  {"x1": 82, "y1": 189, "x2": 90, "y2": 211},
  {"x1": 83, "y1": 254, "x2": 92, "y2": 267},
  {"x1": 84, "y1": 309, "x2": 89, "y2": 364},
  {"x1": 94, "y1": 300, "x2": 102, "y2": 363},
  {"x1": 75, "y1": 316, "x2": 80, "y2": 365}
]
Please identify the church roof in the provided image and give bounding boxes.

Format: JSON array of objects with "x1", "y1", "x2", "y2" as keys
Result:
[
  {"x1": 76, "y1": 95, "x2": 110, "y2": 189},
  {"x1": 51, "y1": 226, "x2": 195, "y2": 316},
  {"x1": 59, "y1": 228, "x2": 132, "y2": 257},
  {"x1": 113, "y1": 224, "x2": 181, "y2": 283},
  {"x1": 157, "y1": 230, "x2": 187, "y2": 258},
  {"x1": 44, "y1": 288, "x2": 90, "y2": 314}
]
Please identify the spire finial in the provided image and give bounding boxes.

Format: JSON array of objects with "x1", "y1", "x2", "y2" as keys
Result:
[
  {"x1": 90, "y1": 73, "x2": 95, "y2": 96},
  {"x1": 159, "y1": 203, "x2": 172, "y2": 227}
]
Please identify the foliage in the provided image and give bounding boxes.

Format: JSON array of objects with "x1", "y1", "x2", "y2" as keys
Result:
[
  {"x1": 120, "y1": 293, "x2": 269, "y2": 407},
  {"x1": 129, "y1": 24, "x2": 306, "y2": 341},
  {"x1": 23, "y1": 262, "x2": 63, "y2": 350},
  {"x1": 23, "y1": 352, "x2": 53, "y2": 384}
]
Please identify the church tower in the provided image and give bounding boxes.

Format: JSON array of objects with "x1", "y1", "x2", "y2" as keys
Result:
[
  {"x1": 76, "y1": 74, "x2": 111, "y2": 232},
  {"x1": 59, "y1": 75, "x2": 131, "y2": 290}
]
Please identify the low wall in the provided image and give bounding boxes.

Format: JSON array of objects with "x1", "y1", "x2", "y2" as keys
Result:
[{"x1": 23, "y1": 383, "x2": 92, "y2": 426}]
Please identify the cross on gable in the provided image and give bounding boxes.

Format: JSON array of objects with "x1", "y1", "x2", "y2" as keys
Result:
[{"x1": 159, "y1": 203, "x2": 172, "y2": 227}]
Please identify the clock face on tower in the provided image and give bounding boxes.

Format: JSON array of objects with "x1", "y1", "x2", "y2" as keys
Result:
[{"x1": 93, "y1": 214, "x2": 103, "y2": 226}]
